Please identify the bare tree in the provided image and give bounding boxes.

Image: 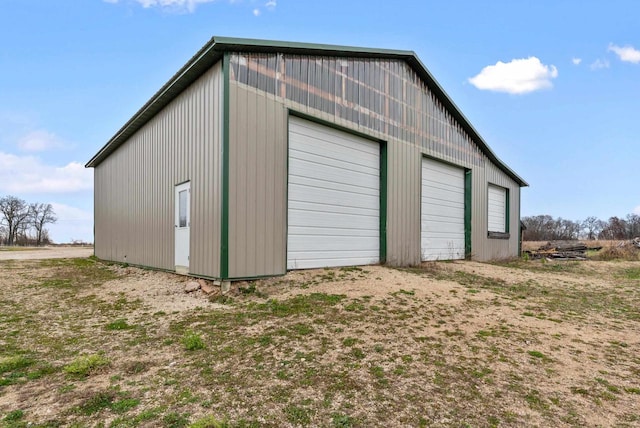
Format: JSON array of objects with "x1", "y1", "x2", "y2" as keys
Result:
[
  {"x1": 582, "y1": 216, "x2": 605, "y2": 240},
  {"x1": 524, "y1": 213, "x2": 640, "y2": 242},
  {"x1": 599, "y1": 217, "x2": 628, "y2": 240},
  {"x1": 626, "y1": 214, "x2": 640, "y2": 238},
  {"x1": 30, "y1": 203, "x2": 57, "y2": 246},
  {"x1": 0, "y1": 196, "x2": 31, "y2": 246},
  {"x1": 522, "y1": 215, "x2": 581, "y2": 241}
]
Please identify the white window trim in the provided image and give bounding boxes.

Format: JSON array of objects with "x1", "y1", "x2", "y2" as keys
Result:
[{"x1": 488, "y1": 184, "x2": 509, "y2": 238}]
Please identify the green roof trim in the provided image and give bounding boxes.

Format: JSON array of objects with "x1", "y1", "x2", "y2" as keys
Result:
[{"x1": 86, "y1": 36, "x2": 528, "y2": 187}]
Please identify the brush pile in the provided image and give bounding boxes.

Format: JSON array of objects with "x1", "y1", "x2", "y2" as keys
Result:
[
  {"x1": 525, "y1": 238, "x2": 640, "y2": 261},
  {"x1": 525, "y1": 241, "x2": 589, "y2": 261}
]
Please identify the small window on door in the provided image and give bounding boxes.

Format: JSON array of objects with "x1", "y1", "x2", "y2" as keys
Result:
[
  {"x1": 178, "y1": 190, "x2": 188, "y2": 228},
  {"x1": 488, "y1": 184, "x2": 509, "y2": 238}
]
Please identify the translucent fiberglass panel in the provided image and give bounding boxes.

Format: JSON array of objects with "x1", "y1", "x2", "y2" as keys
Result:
[{"x1": 229, "y1": 53, "x2": 483, "y2": 166}]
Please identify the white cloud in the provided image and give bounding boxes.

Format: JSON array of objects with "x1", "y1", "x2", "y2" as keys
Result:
[
  {"x1": 50, "y1": 203, "x2": 93, "y2": 222},
  {"x1": 253, "y1": 0, "x2": 276, "y2": 16},
  {"x1": 590, "y1": 59, "x2": 610, "y2": 70},
  {"x1": 634, "y1": 206, "x2": 640, "y2": 215},
  {"x1": 48, "y1": 203, "x2": 94, "y2": 244},
  {"x1": 572, "y1": 58, "x2": 582, "y2": 65},
  {"x1": 608, "y1": 43, "x2": 640, "y2": 64},
  {"x1": 105, "y1": 0, "x2": 218, "y2": 12},
  {"x1": 0, "y1": 152, "x2": 92, "y2": 194},
  {"x1": 17, "y1": 130, "x2": 67, "y2": 152},
  {"x1": 468, "y1": 57, "x2": 558, "y2": 95},
  {"x1": 105, "y1": 0, "x2": 275, "y2": 14}
]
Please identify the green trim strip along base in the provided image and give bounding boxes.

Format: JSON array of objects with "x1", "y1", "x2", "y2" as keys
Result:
[{"x1": 220, "y1": 53, "x2": 230, "y2": 279}]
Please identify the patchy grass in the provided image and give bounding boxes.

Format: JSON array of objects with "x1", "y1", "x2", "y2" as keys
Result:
[
  {"x1": 63, "y1": 354, "x2": 110, "y2": 377},
  {"x1": 0, "y1": 256, "x2": 639, "y2": 426},
  {"x1": 182, "y1": 331, "x2": 206, "y2": 351},
  {"x1": 0, "y1": 356, "x2": 33, "y2": 374},
  {"x1": 106, "y1": 318, "x2": 135, "y2": 331}
]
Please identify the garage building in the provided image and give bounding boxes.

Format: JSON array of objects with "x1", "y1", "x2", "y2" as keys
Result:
[{"x1": 86, "y1": 36, "x2": 528, "y2": 280}]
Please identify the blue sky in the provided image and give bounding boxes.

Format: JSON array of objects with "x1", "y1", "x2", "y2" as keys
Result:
[{"x1": 1, "y1": 0, "x2": 638, "y2": 243}]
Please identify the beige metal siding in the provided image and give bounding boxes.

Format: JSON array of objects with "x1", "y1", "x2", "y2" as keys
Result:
[
  {"x1": 227, "y1": 53, "x2": 522, "y2": 270},
  {"x1": 94, "y1": 63, "x2": 223, "y2": 277},
  {"x1": 471, "y1": 160, "x2": 520, "y2": 260},
  {"x1": 386, "y1": 140, "x2": 421, "y2": 265},
  {"x1": 228, "y1": 84, "x2": 287, "y2": 278}
]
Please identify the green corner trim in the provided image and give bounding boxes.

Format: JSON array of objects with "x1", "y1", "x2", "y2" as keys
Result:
[
  {"x1": 505, "y1": 187, "x2": 510, "y2": 234},
  {"x1": 380, "y1": 142, "x2": 388, "y2": 264},
  {"x1": 220, "y1": 52, "x2": 230, "y2": 279},
  {"x1": 284, "y1": 110, "x2": 291, "y2": 273},
  {"x1": 464, "y1": 170, "x2": 472, "y2": 258},
  {"x1": 518, "y1": 190, "x2": 522, "y2": 256}
]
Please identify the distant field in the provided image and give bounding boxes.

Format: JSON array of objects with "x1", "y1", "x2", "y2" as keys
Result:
[
  {"x1": 0, "y1": 246, "x2": 41, "y2": 252},
  {"x1": 0, "y1": 247, "x2": 93, "y2": 260}
]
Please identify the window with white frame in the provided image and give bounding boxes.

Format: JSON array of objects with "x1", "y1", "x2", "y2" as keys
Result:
[{"x1": 488, "y1": 184, "x2": 508, "y2": 236}]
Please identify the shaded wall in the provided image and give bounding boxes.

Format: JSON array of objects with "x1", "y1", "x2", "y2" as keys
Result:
[{"x1": 94, "y1": 63, "x2": 223, "y2": 277}]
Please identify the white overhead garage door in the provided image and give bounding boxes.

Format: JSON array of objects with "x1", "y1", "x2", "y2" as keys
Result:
[
  {"x1": 287, "y1": 117, "x2": 380, "y2": 270},
  {"x1": 421, "y1": 157, "x2": 465, "y2": 261}
]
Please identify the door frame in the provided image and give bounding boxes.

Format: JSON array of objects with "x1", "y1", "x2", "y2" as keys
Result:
[
  {"x1": 285, "y1": 111, "x2": 387, "y2": 269},
  {"x1": 174, "y1": 181, "x2": 191, "y2": 274},
  {"x1": 419, "y1": 155, "x2": 470, "y2": 261}
]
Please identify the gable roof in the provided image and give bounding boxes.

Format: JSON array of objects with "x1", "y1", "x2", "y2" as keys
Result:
[{"x1": 86, "y1": 36, "x2": 527, "y2": 187}]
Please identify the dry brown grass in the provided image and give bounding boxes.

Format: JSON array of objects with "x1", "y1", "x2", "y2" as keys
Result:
[{"x1": 2, "y1": 257, "x2": 640, "y2": 427}]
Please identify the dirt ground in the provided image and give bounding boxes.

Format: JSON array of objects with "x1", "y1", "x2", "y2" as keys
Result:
[{"x1": 1, "y1": 256, "x2": 639, "y2": 427}]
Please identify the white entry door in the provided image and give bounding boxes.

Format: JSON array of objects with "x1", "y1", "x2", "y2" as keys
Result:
[
  {"x1": 287, "y1": 117, "x2": 380, "y2": 269},
  {"x1": 175, "y1": 181, "x2": 190, "y2": 273},
  {"x1": 421, "y1": 158, "x2": 465, "y2": 261}
]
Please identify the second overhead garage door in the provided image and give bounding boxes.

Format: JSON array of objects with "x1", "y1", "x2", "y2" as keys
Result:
[
  {"x1": 287, "y1": 117, "x2": 380, "y2": 270},
  {"x1": 421, "y1": 157, "x2": 466, "y2": 261}
]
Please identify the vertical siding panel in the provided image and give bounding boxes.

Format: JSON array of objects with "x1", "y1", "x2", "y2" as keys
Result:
[
  {"x1": 228, "y1": 84, "x2": 241, "y2": 276},
  {"x1": 94, "y1": 63, "x2": 222, "y2": 277},
  {"x1": 274, "y1": 104, "x2": 287, "y2": 273},
  {"x1": 246, "y1": 85, "x2": 257, "y2": 274},
  {"x1": 264, "y1": 96, "x2": 275, "y2": 273},
  {"x1": 385, "y1": 140, "x2": 420, "y2": 266},
  {"x1": 473, "y1": 163, "x2": 486, "y2": 260},
  {"x1": 256, "y1": 92, "x2": 268, "y2": 275},
  {"x1": 228, "y1": 83, "x2": 287, "y2": 278}
]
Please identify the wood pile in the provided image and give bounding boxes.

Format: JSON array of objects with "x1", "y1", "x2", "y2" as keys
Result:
[
  {"x1": 524, "y1": 239, "x2": 640, "y2": 261},
  {"x1": 525, "y1": 241, "x2": 588, "y2": 261}
]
